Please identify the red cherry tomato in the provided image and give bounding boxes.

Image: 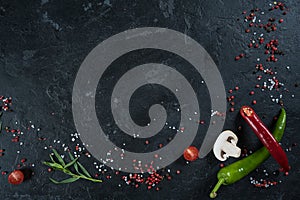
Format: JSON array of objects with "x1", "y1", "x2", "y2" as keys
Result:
[
  {"x1": 183, "y1": 146, "x2": 199, "y2": 161},
  {"x1": 8, "y1": 170, "x2": 24, "y2": 185}
]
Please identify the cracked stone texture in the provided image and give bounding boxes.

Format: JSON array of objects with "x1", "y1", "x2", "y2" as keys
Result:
[{"x1": 0, "y1": 0, "x2": 299, "y2": 200}]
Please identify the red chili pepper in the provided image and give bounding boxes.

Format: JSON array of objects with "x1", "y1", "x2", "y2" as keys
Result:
[{"x1": 240, "y1": 106, "x2": 290, "y2": 172}]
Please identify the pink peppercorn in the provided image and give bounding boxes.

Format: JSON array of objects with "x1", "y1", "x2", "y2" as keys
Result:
[{"x1": 285, "y1": 172, "x2": 289, "y2": 176}]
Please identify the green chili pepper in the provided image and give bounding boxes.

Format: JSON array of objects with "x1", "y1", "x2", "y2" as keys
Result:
[{"x1": 209, "y1": 108, "x2": 286, "y2": 198}]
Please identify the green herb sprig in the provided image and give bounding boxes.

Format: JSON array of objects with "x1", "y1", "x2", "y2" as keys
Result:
[{"x1": 43, "y1": 149, "x2": 102, "y2": 184}]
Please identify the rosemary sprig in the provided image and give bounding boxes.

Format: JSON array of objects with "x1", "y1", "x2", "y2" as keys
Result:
[{"x1": 43, "y1": 149, "x2": 102, "y2": 184}]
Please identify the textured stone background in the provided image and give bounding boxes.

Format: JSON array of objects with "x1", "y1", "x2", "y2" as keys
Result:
[{"x1": 0, "y1": 0, "x2": 299, "y2": 199}]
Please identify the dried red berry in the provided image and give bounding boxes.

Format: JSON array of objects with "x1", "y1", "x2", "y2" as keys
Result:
[
  {"x1": 285, "y1": 172, "x2": 289, "y2": 176},
  {"x1": 199, "y1": 120, "x2": 205, "y2": 124}
]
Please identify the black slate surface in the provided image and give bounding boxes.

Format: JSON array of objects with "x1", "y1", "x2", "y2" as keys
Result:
[{"x1": 0, "y1": 0, "x2": 299, "y2": 199}]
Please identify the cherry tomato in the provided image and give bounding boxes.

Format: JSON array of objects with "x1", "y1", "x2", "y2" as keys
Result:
[
  {"x1": 8, "y1": 170, "x2": 24, "y2": 185},
  {"x1": 183, "y1": 146, "x2": 199, "y2": 161}
]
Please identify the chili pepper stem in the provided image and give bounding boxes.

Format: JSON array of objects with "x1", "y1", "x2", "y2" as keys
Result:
[{"x1": 210, "y1": 178, "x2": 225, "y2": 198}]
